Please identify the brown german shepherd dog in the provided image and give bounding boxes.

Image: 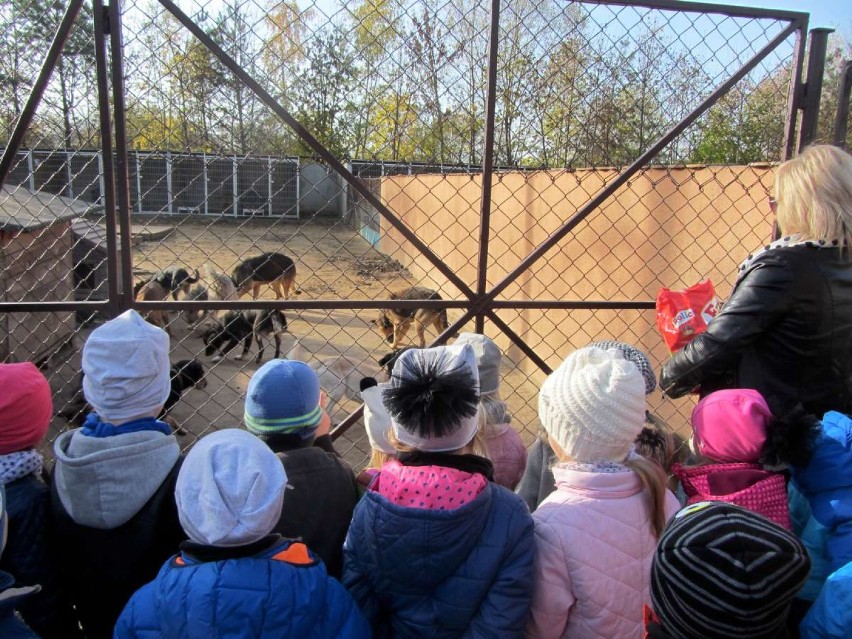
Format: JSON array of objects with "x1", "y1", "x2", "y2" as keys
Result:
[
  {"x1": 374, "y1": 286, "x2": 449, "y2": 349},
  {"x1": 232, "y1": 252, "x2": 301, "y2": 300}
]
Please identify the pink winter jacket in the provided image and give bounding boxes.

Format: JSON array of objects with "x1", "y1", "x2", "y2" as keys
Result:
[
  {"x1": 526, "y1": 462, "x2": 681, "y2": 639},
  {"x1": 484, "y1": 422, "x2": 528, "y2": 490}
]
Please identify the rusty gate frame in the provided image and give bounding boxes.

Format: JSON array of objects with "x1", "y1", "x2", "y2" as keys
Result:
[{"x1": 0, "y1": 0, "x2": 830, "y2": 439}]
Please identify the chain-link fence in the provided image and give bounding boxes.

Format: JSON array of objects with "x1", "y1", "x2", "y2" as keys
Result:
[{"x1": 0, "y1": 0, "x2": 830, "y2": 471}]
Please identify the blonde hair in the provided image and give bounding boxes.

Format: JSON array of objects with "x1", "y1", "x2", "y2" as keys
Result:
[
  {"x1": 624, "y1": 456, "x2": 669, "y2": 540},
  {"x1": 775, "y1": 144, "x2": 852, "y2": 247},
  {"x1": 368, "y1": 449, "x2": 394, "y2": 470},
  {"x1": 388, "y1": 428, "x2": 489, "y2": 458}
]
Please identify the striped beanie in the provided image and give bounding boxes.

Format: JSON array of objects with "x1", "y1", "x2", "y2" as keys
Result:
[
  {"x1": 651, "y1": 501, "x2": 810, "y2": 639},
  {"x1": 244, "y1": 359, "x2": 322, "y2": 438},
  {"x1": 589, "y1": 340, "x2": 656, "y2": 395}
]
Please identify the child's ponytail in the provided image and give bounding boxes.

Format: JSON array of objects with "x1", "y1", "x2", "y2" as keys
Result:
[{"x1": 624, "y1": 455, "x2": 669, "y2": 539}]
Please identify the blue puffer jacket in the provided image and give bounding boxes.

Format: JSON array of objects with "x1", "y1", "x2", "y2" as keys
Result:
[
  {"x1": 800, "y1": 561, "x2": 852, "y2": 638},
  {"x1": 114, "y1": 538, "x2": 370, "y2": 639},
  {"x1": 343, "y1": 481, "x2": 535, "y2": 638},
  {"x1": 791, "y1": 411, "x2": 852, "y2": 576}
]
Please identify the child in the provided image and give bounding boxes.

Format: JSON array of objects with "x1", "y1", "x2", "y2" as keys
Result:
[
  {"x1": 0, "y1": 362, "x2": 79, "y2": 638},
  {"x1": 343, "y1": 343, "x2": 535, "y2": 638},
  {"x1": 787, "y1": 409, "x2": 852, "y2": 627},
  {"x1": 675, "y1": 389, "x2": 814, "y2": 529},
  {"x1": 647, "y1": 501, "x2": 810, "y2": 639},
  {"x1": 115, "y1": 429, "x2": 370, "y2": 638},
  {"x1": 358, "y1": 376, "x2": 395, "y2": 490},
  {"x1": 517, "y1": 340, "x2": 662, "y2": 512},
  {"x1": 50, "y1": 310, "x2": 185, "y2": 639},
  {"x1": 527, "y1": 346, "x2": 681, "y2": 639},
  {"x1": 243, "y1": 358, "x2": 359, "y2": 579},
  {"x1": 0, "y1": 485, "x2": 40, "y2": 638},
  {"x1": 455, "y1": 332, "x2": 527, "y2": 489}
]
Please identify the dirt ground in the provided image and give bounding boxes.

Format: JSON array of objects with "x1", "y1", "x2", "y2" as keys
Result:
[{"x1": 45, "y1": 216, "x2": 544, "y2": 470}]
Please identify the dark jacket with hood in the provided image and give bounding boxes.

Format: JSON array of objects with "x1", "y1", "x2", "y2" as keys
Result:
[
  {"x1": 343, "y1": 454, "x2": 535, "y2": 638},
  {"x1": 262, "y1": 433, "x2": 359, "y2": 579},
  {"x1": 660, "y1": 245, "x2": 852, "y2": 415},
  {"x1": 50, "y1": 427, "x2": 185, "y2": 639},
  {"x1": 1, "y1": 471, "x2": 82, "y2": 638}
]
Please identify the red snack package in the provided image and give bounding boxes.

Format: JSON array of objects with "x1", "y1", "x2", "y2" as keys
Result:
[{"x1": 655, "y1": 280, "x2": 719, "y2": 353}]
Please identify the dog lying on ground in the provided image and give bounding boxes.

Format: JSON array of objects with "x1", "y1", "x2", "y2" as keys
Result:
[
  {"x1": 232, "y1": 252, "x2": 301, "y2": 300},
  {"x1": 135, "y1": 280, "x2": 172, "y2": 334},
  {"x1": 58, "y1": 359, "x2": 207, "y2": 436},
  {"x1": 374, "y1": 286, "x2": 449, "y2": 349},
  {"x1": 202, "y1": 309, "x2": 288, "y2": 363}
]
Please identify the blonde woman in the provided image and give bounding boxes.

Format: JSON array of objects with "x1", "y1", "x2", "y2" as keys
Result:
[{"x1": 661, "y1": 144, "x2": 852, "y2": 416}]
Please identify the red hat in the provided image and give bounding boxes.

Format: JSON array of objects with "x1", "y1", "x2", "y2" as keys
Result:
[{"x1": 0, "y1": 362, "x2": 53, "y2": 454}]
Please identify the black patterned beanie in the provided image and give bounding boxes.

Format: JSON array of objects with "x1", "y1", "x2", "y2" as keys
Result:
[
  {"x1": 589, "y1": 340, "x2": 656, "y2": 395},
  {"x1": 651, "y1": 501, "x2": 810, "y2": 639}
]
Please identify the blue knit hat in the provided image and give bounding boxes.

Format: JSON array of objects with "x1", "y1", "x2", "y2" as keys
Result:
[{"x1": 244, "y1": 359, "x2": 322, "y2": 437}]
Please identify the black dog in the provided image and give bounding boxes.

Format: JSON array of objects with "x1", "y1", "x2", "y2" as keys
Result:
[
  {"x1": 58, "y1": 359, "x2": 207, "y2": 434},
  {"x1": 377, "y1": 347, "x2": 415, "y2": 376},
  {"x1": 202, "y1": 309, "x2": 288, "y2": 364},
  {"x1": 153, "y1": 267, "x2": 200, "y2": 300},
  {"x1": 232, "y1": 253, "x2": 300, "y2": 300}
]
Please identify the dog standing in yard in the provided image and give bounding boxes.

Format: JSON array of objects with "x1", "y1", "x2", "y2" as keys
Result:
[
  {"x1": 232, "y1": 252, "x2": 301, "y2": 300},
  {"x1": 135, "y1": 280, "x2": 172, "y2": 334},
  {"x1": 374, "y1": 286, "x2": 449, "y2": 349},
  {"x1": 202, "y1": 309, "x2": 288, "y2": 363}
]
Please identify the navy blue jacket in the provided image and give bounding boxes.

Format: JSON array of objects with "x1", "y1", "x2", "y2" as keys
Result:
[
  {"x1": 114, "y1": 537, "x2": 370, "y2": 639},
  {"x1": 1, "y1": 474, "x2": 81, "y2": 638},
  {"x1": 0, "y1": 570, "x2": 41, "y2": 639},
  {"x1": 343, "y1": 481, "x2": 535, "y2": 638}
]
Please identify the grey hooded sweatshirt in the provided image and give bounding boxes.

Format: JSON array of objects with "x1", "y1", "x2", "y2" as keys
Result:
[{"x1": 50, "y1": 428, "x2": 185, "y2": 639}]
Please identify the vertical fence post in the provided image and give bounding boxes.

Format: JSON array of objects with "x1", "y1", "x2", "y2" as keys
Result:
[
  {"x1": 797, "y1": 27, "x2": 834, "y2": 151},
  {"x1": 107, "y1": 0, "x2": 135, "y2": 311},
  {"x1": 475, "y1": 0, "x2": 501, "y2": 335},
  {"x1": 203, "y1": 152, "x2": 209, "y2": 215},
  {"x1": 166, "y1": 151, "x2": 173, "y2": 214},
  {"x1": 232, "y1": 155, "x2": 238, "y2": 217},
  {"x1": 834, "y1": 60, "x2": 852, "y2": 149},
  {"x1": 135, "y1": 152, "x2": 142, "y2": 212},
  {"x1": 27, "y1": 150, "x2": 35, "y2": 191},
  {"x1": 66, "y1": 149, "x2": 74, "y2": 198},
  {"x1": 268, "y1": 156, "x2": 273, "y2": 216}
]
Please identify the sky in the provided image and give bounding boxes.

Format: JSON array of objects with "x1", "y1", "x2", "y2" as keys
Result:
[{"x1": 700, "y1": 0, "x2": 852, "y2": 35}]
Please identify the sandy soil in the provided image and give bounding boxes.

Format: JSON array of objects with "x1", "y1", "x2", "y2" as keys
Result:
[{"x1": 45, "y1": 216, "x2": 544, "y2": 470}]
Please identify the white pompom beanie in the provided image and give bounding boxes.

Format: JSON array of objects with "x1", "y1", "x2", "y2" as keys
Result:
[{"x1": 539, "y1": 346, "x2": 646, "y2": 462}]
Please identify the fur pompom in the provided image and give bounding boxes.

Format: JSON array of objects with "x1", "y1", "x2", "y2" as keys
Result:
[
  {"x1": 383, "y1": 350, "x2": 479, "y2": 439},
  {"x1": 760, "y1": 403, "x2": 821, "y2": 468}
]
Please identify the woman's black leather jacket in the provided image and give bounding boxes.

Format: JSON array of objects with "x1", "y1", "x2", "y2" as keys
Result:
[{"x1": 660, "y1": 245, "x2": 852, "y2": 416}]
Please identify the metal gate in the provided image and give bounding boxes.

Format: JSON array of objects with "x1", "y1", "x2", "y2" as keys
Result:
[{"x1": 0, "y1": 0, "x2": 834, "y2": 467}]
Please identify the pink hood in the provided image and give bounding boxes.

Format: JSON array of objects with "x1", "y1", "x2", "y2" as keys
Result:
[{"x1": 527, "y1": 463, "x2": 680, "y2": 639}]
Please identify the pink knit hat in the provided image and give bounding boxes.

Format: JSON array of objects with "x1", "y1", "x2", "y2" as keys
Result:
[
  {"x1": 0, "y1": 362, "x2": 53, "y2": 454},
  {"x1": 691, "y1": 389, "x2": 772, "y2": 463}
]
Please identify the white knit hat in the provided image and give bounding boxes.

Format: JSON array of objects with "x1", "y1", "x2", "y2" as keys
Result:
[
  {"x1": 385, "y1": 343, "x2": 481, "y2": 453},
  {"x1": 176, "y1": 429, "x2": 287, "y2": 547},
  {"x1": 82, "y1": 309, "x2": 171, "y2": 423},
  {"x1": 539, "y1": 346, "x2": 646, "y2": 462}
]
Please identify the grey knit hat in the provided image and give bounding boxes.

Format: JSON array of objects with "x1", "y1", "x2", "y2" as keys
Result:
[
  {"x1": 454, "y1": 333, "x2": 502, "y2": 395},
  {"x1": 176, "y1": 429, "x2": 287, "y2": 547}
]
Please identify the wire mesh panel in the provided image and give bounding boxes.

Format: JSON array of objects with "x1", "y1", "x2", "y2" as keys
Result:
[{"x1": 0, "y1": 0, "x2": 829, "y2": 474}]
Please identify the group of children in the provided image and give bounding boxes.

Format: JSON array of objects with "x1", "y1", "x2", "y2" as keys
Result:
[{"x1": 0, "y1": 309, "x2": 850, "y2": 638}]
